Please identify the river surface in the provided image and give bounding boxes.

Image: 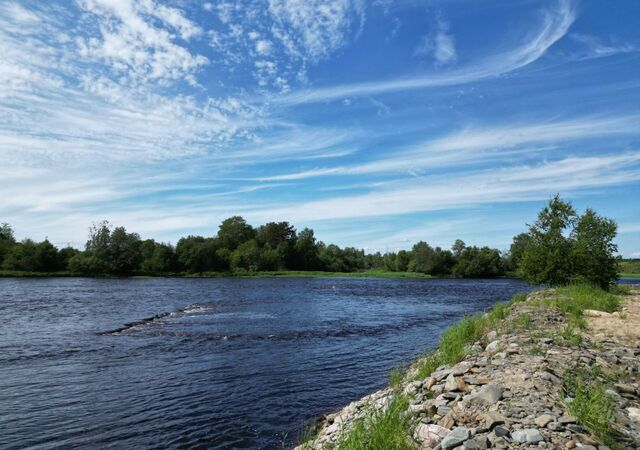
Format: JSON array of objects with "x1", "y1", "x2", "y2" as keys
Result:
[{"x1": 1, "y1": 277, "x2": 535, "y2": 449}]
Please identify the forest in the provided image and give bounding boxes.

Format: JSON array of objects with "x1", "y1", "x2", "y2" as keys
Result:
[{"x1": 0, "y1": 196, "x2": 625, "y2": 288}]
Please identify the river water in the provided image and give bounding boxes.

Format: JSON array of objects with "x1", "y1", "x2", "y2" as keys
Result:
[{"x1": 0, "y1": 277, "x2": 535, "y2": 449}]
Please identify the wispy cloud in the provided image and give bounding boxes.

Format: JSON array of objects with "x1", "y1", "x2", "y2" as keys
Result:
[
  {"x1": 415, "y1": 13, "x2": 456, "y2": 66},
  {"x1": 243, "y1": 153, "x2": 640, "y2": 223},
  {"x1": 278, "y1": 0, "x2": 575, "y2": 104},
  {"x1": 257, "y1": 115, "x2": 639, "y2": 180}
]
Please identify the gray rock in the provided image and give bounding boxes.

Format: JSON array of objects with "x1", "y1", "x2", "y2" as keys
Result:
[
  {"x1": 463, "y1": 435, "x2": 489, "y2": 449},
  {"x1": 468, "y1": 384, "x2": 504, "y2": 406},
  {"x1": 511, "y1": 428, "x2": 544, "y2": 444},
  {"x1": 415, "y1": 424, "x2": 449, "y2": 448},
  {"x1": 432, "y1": 368, "x2": 453, "y2": 381},
  {"x1": 534, "y1": 414, "x2": 554, "y2": 428},
  {"x1": 441, "y1": 427, "x2": 473, "y2": 450},
  {"x1": 493, "y1": 426, "x2": 510, "y2": 438},
  {"x1": 445, "y1": 373, "x2": 459, "y2": 392},
  {"x1": 483, "y1": 411, "x2": 506, "y2": 430},
  {"x1": 485, "y1": 340, "x2": 501, "y2": 353},
  {"x1": 557, "y1": 415, "x2": 576, "y2": 425}
]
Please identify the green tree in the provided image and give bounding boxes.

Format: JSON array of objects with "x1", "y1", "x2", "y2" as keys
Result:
[
  {"x1": 453, "y1": 246, "x2": 504, "y2": 278},
  {"x1": 293, "y1": 228, "x2": 321, "y2": 270},
  {"x1": 572, "y1": 208, "x2": 619, "y2": 289},
  {"x1": 58, "y1": 246, "x2": 80, "y2": 270},
  {"x1": 106, "y1": 227, "x2": 142, "y2": 275},
  {"x1": 217, "y1": 216, "x2": 255, "y2": 251},
  {"x1": 452, "y1": 239, "x2": 466, "y2": 258},
  {"x1": 519, "y1": 195, "x2": 577, "y2": 285},
  {"x1": 395, "y1": 250, "x2": 410, "y2": 272},
  {"x1": 506, "y1": 233, "x2": 531, "y2": 272},
  {"x1": 0, "y1": 223, "x2": 16, "y2": 264}
]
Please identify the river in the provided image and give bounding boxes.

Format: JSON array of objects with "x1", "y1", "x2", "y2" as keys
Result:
[{"x1": 1, "y1": 277, "x2": 534, "y2": 449}]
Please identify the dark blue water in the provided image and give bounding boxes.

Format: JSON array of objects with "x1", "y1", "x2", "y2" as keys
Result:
[{"x1": 0, "y1": 277, "x2": 532, "y2": 449}]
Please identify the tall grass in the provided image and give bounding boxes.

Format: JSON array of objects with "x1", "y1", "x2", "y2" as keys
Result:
[
  {"x1": 337, "y1": 395, "x2": 413, "y2": 450},
  {"x1": 563, "y1": 367, "x2": 614, "y2": 444},
  {"x1": 414, "y1": 292, "x2": 525, "y2": 380}
]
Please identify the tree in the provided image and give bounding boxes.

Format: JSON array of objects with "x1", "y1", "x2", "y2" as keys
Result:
[
  {"x1": 217, "y1": 216, "x2": 255, "y2": 251},
  {"x1": 294, "y1": 228, "x2": 321, "y2": 270},
  {"x1": 519, "y1": 195, "x2": 577, "y2": 286},
  {"x1": 105, "y1": 227, "x2": 142, "y2": 275},
  {"x1": 395, "y1": 250, "x2": 410, "y2": 272},
  {"x1": 140, "y1": 241, "x2": 178, "y2": 273},
  {"x1": 453, "y1": 246, "x2": 504, "y2": 278},
  {"x1": 506, "y1": 233, "x2": 531, "y2": 272},
  {"x1": 572, "y1": 208, "x2": 618, "y2": 289},
  {"x1": 452, "y1": 239, "x2": 466, "y2": 258},
  {"x1": 0, "y1": 223, "x2": 16, "y2": 264}
]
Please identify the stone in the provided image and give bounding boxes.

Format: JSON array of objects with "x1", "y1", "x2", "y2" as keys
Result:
[
  {"x1": 432, "y1": 368, "x2": 453, "y2": 381},
  {"x1": 425, "y1": 377, "x2": 437, "y2": 389},
  {"x1": 512, "y1": 428, "x2": 545, "y2": 444},
  {"x1": 416, "y1": 424, "x2": 450, "y2": 448},
  {"x1": 441, "y1": 427, "x2": 473, "y2": 450},
  {"x1": 493, "y1": 426, "x2": 510, "y2": 438},
  {"x1": 482, "y1": 411, "x2": 506, "y2": 430},
  {"x1": 468, "y1": 384, "x2": 504, "y2": 406},
  {"x1": 486, "y1": 330, "x2": 498, "y2": 341},
  {"x1": 535, "y1": 414, "x2": 554, "y2": 428},
  {"x1": 615, "y1": 383, "x2": 637, "y2": 395},
  {"x1": 557, "y1": 415, "x2": 576, "y2": 425},
  {"x1": 541, "y1": 372, "x2": 561, "y2": 384},
  {"x1": 463, "y1": 435, "x2": 489, "y2": 449},
  {"x1": 439, "y1": 413, "x2": 456, "y2": 429},
  {"x1": 493, "y1": 436, "x2": 509, "y2": 449},
  {"x1": 565, "y1": 440, "x2": 576, "y2": 449},
  {"x1": 628, "y1": 407, "x2": 640, "y2": 424},
  {"x1": 445, "y1": 373, "x2": 459, "y2": 392},
  {"x1": 485, "y1": 340, "x2": 501, "y2": 353}
]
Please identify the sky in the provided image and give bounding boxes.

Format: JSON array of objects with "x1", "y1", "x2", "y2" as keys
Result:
[{"x1": 1, "y1": 0, "x2": 639, "y2": 256}]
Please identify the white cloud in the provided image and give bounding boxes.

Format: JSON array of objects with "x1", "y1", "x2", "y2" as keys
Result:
[
  {"x1": 268, "y1": 0, "x2": 365, "y2": 62},
  {"x1": 257, "y1": 115, "x2": 639, "y2": 181},
  {"x1": 255, "y1": 39, "x2": 273, "y2": 55},
  {"x1": 415, "y1": 15, "x2": 456, "y2": 66},
  {"x1": 242, "y1": 153, "x2": 640, "y2": 223},
  {"x1": 279, "y1": 0, "x2": 575, "y2": 104},
  {"x1": 77, "y1": 0, "x2": 207, "y2": 84}
]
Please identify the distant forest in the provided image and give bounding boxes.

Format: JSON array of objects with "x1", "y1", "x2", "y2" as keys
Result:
[
  {"x1": 0, "y1": 196, "x2": 626, "y2": 287},
  {"x1": 0, "y1": 216, "x2": 512, "y2": 278}
]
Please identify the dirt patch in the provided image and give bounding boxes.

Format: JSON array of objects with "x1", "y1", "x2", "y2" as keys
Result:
[{"x1": 586, "y1": 288, "x2": 640, "y2": 345}]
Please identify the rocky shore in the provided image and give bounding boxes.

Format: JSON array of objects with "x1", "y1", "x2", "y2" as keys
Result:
[{"x1": 297, "y1": 288, "x2": 640, "y2": 450}]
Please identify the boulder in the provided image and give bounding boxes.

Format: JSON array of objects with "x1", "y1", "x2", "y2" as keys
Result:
[
  {"x1": 468, "y1": 384, "x2": 504, "y2": 406},
  {"x1": 441, "y1": 427, "x2": 473, "y2": 450},
  {"x1": 415, "y1": 424, "x2": 449, "y2": 448},
  {"x1": 484, "y1": 340, "x2": 501, "y2": 353},
  {"x1": 511, "y1": 428, "x2": 544, "y2": 444}
]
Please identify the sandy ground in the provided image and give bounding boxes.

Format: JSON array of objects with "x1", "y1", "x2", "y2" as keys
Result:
[{"x1": 586, "y1": 287, "x2": 640, "y2": 345}]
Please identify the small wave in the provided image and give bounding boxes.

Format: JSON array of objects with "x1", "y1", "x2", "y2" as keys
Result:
[{"x1": 100, "y1": 303, "x2": 214, "y2": 335}]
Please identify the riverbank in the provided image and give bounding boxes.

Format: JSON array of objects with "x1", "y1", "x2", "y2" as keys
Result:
[
  {"x1": 0, "y1": 269, "x2": 436, "y2": 279},
  {"x1": 296, "y1": 285, "x2": 640, "y2": 449}
]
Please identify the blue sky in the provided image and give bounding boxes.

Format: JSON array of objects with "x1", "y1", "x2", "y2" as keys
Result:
[{"x1": 1, "y1": 0, "x2": 639, "y2": 256}]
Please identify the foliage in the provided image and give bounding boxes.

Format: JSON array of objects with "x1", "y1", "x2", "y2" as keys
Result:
[
  {"x1": 337, "y1": 395, "x2": 413, "y2": 450},
  {"x1": 518, "y1": 195, "x2": 619, "y2": 288},
  {"x1": 0, "y1": 223, "x2": 16, "y2": 265},
  {"x1": 619, "y1": 258, "x2": 640, "y2": 276},
  {"x1": 519, "y1": 194, "x2": 577, "y2": 286},
  {"x1": 453, "y1": 246, "x2": 504, "y2": 278}
]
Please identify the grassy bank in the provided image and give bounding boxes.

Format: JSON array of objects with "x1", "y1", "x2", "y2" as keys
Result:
[
  {"x1": 0, "y1": 269, "x2": 436, "y2": 279},
  {"x1": 325, "y1": 284, "x2": 627, "y2": 450}
]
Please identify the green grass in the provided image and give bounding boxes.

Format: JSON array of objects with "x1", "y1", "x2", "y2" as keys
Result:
[
  {"x1": 413, "y1": 292, "x2": 524, "y2": 380},
  {"x1": 512, "y1": 313, "x2": 534, "y2": 330},
  {"x1": 528, "y1": 344, "x2": 546, "y2": 356},
  {"x1": 0, "y1": 270, "x2": 76, "y2": 277},
  {"x1": 558, "y1": 325, "x2": 583, "y2": 346},
  {"x1": 541, "y1": 284, "x2": 622, "y2": 331},
  {"x1": 563, "y1": 366, "x2": 615, "y2": 444},
  {"x1": 389, "y1": 367, "x2": 404, "y2": 391},
  {"x1": 337, "y1": 395, "x2": 414, "y2": 450}
]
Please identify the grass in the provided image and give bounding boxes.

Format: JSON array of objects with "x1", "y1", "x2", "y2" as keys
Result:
[
  {"x1": 389, "y1": 367, "x2": 404, "y2": 391},
  {"x1": 563, "y1": 366, "x2": 615, "y2": 444},
  {"x1": 558, "y1": 325, "x2": 583, "y2": 346},
  {"x1": 413, "y1": 292, "x2": 525, "y2": 380},
  {"x1": 528, "y1": 344, "x2": 546, "y2": 356},
  {"x1": 337, "y1": 395, "x2": 413, "y2": 450},
  {"x1": 512, "y1": 313, "x2": 534, "y2": 330},
  {"x1": 619, "y1": 259, "x2": 640, "y2": 276}
]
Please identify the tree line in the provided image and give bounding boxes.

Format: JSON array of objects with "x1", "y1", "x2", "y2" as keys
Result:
[{"x1": 0, "y1": 195, "x2": 621, "y2": 287}]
